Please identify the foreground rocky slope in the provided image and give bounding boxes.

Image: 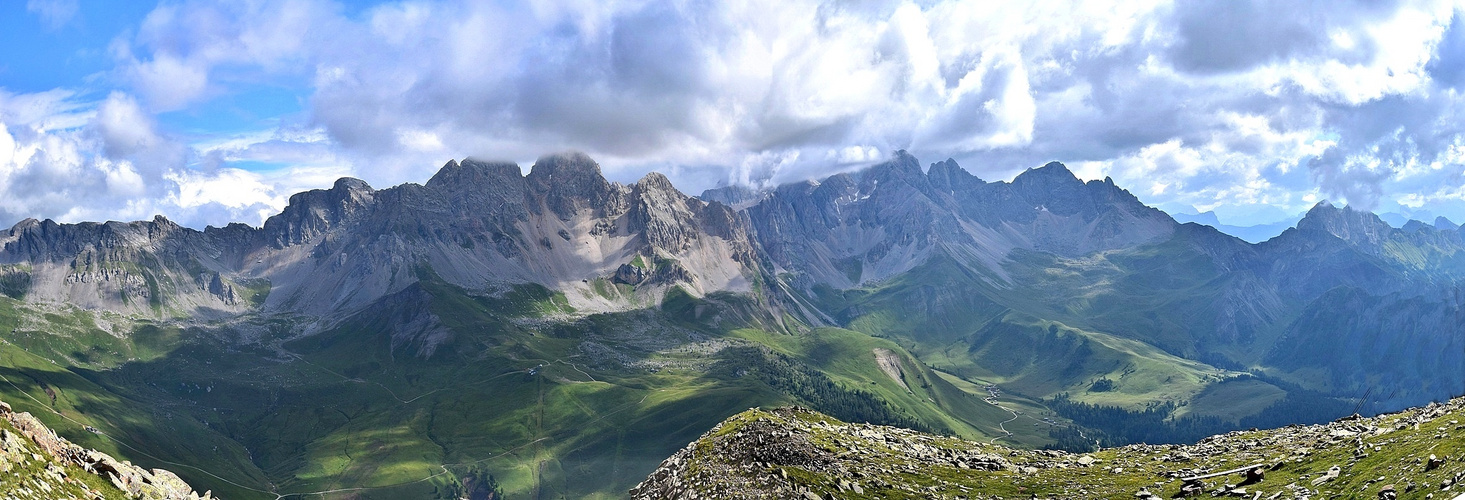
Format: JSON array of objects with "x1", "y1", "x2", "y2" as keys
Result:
[
  {"x1": 633, "y1": 396, "x2": 1465, "y2": 499},
  {"x1": 0, "y1": 399, "x2": 206, "y2": 500}
]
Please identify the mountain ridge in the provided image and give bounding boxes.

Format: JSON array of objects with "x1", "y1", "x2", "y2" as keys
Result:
[{"x1": 0, "y1": 151, "x2": 1463, "y2": 497}]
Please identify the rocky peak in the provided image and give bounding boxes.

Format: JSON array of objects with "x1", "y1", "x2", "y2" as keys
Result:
[
  {"x1": 1010, "y1": 160, "x2": 1081, "y2": 193},
  {"x1": 425, "y1": 158, "x2": 522, "y2": 191},
  {"x1": 333, "y1": 177, "x2": 373, "y2": 195},
  {"x1": 144, "y1": 214, "x2": 183, "y2": 240},
  {"x1": 1007, "y1": 161, "x2": 1095, "y2": 216},
  {"x1": 859, "y1": 150, "x2": 930, "y2": 194},
  {"x1": 635, "y1": 171, "x2": 679, "y2": 194},
  {"x1": 422, "y1": 158, "x2": 529, "y2": 220},
  {"x1": 1434, "y1": 216, "x2": 1459, "y2": 231},
  {"x1": 926, "y1": 158, "x2": 982, "y2": 194},
  {"x1": 1014, "y1": 161, "x2": 1081, "y2": 184},
  {"x1": 261, "y1": 176, "x2": 376, "y2": 247},
  {"x1": 6, "y1": 218, "x2": 39, "y2": 232},
  {"x1": 1295, "y1": 201, "x2": 1394, "y2": 250},
  {"x1": 526, "y1": 152, "x2": 616, "y2": 219},
  {"x1": 629, "y1": 172, "x2": 703, "y2": 252}
]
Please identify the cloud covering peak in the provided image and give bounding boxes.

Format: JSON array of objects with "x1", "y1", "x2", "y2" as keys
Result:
[{"x1": 3, "y1": 0, "x2": 1465, "y2": 228}]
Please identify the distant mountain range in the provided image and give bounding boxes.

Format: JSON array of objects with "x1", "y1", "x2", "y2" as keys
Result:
[
  {"x1": 1169, "y1": 208, "x2": 1461, "y2": 244},
  {"x1": 0, "y1": 152, "x2": 1462, "y2": 498},
  {"x1": 1168, "y1": 210, "x2": 1302, "y2": 243}
]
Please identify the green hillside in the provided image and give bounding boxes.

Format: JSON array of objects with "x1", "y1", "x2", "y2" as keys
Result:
[
  {"x1": 0, "y1": 271, "x2": 1036, "y2": 498},
  {"x1": 633, "y1": 397, "x2": 1465, "y2": 499}
]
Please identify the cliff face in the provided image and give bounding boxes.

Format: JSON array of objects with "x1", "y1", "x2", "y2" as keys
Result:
[
  {"x1": 0, "y1": 400, "x2": 207, "y2": 500},
  {"x1": 743, "y1": 154, "x2": 1176, "y2": 288},
  {"x1": 0, "y1": 152, "x2": 763, "y2": 318},
  {"x1": 633, "y1": 397, "x2": 1465, "y2": 499}
]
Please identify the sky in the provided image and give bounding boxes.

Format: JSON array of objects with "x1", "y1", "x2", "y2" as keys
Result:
[{"x1": 4, "y1": 0, "x2": 1465, "y2": 230}]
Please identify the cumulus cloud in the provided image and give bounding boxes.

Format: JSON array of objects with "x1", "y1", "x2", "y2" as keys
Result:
[
  {"x1": 0, "y1": 89, "x2": 346, "y2": 229},
  {"x1": 107, "y1": 0, "x2": 1076, "y2": 187},
  {"x1": 116, "y1": 0, "x2": 332, "y2": 111},
  {"x1": 5, "y1": 0, "x2": 1465, "y2": 227}
]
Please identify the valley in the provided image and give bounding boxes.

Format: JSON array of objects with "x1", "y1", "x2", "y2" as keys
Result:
[{"x1": 0, "y1": 152, "x2": 1461, "y2": 497}]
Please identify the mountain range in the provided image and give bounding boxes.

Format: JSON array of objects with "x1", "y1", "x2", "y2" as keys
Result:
[{"x1": 0, "y1": 151, "x2": 1461, "y2": 498}]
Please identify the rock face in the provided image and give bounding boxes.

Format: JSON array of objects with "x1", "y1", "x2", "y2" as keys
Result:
[
  {"x1": 5, "y1": 150, "x2": 1465, "y2": 408},
  {"x1": 0, "y1": 400, "x2": 207, "y2": 500},
  {"x1": 0, "y1": 152, "x2": 761, "y2": 320},
  {"x1": 745, "y1": 153, "x2": 1176, "y2": 288},
  {"x1": 635, "y1": 396, "x2": 1465, "y2": 499}
]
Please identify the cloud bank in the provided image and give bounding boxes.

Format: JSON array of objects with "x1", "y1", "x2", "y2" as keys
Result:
[{"x1": 5, "y1": 0, "x2": 1465, "y2": 228}]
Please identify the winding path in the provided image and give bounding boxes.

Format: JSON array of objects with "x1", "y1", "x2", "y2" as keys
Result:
[{"x1": 981, "y1": 387, "x2": 1020, "y2": 444}]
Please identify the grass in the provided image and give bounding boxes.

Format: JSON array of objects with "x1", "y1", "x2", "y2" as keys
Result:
[
  {"x1": 0, "y1": 415, "x2": 132, "y2": 500},
  {"x1": 1174, "y1": 377, "x2": 1288, "y2": 422},
  {"x1": 0, "y1": 233, "x2": 1389, "y2": 498},
  {"x1": 727, "y1": 326, "x2": 1019, "y2": 442},
  {"x1": 807, "y1": 244, "x2": 1306, "y2": 440},
  {"x1": 0, "y1": 274, "x2": 966, "y2": 498},
  {"x1": 674, "y1": 400, "x2": 1465, "y2": 499}
]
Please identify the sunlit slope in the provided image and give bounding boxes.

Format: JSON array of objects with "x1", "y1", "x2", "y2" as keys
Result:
[
  {"x1": 634, "y1": 397, "x2": 1465, "y2": 499},
  {"x1": 0, "y1": 272, "x2": 1030, "y2": 498}
]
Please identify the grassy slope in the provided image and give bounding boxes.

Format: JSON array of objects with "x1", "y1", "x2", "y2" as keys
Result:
[
  {"x1": 0, "y1": 414, "x2": 134, "y2": 500},
  {"x1": 0, "y1": 231, "x2": 1399, "y2": 497},
  {"x1": 0, "y1": 298, "x2": 270, "y2": 498},
  {"x1": 726, "y1": 326, "x2": 1013, "y2": 441},
  {"x1": 809, "y1": 248, "x2": 1274, "y2": 441},
  {"x1": 0, "y1": 271, "x2": 1032, "y2": 499},
  {"x1": 668, "y1": 400, "x2": 1465, "y2": 499}
]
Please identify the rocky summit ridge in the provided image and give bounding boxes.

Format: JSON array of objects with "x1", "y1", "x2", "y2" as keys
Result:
[
  {"x1": 633, "y1": 395, "x2": 1465, "y2": 499},
  {"x1": 4, "y1": 151, "x2": 1465, "y2": 498},
  {"x1": 0, "y1": 151, "x2": 760, "y2": 323}
]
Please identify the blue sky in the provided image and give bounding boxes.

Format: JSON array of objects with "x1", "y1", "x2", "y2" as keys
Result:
[{"x1": 3, "y1": 0, "x2": 1465, "y2": 233}]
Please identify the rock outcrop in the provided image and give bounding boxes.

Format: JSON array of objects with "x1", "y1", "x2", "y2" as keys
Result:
[
  {"x1": 0, "y1": 152, "x2": 763, "y2": 319},
  {"x1": 744, "y1": 153, "x2": 1177, "y2": 288},
  {"x1": 0, "y1": 400, "x2": 208, "y2": 500},
  {"x1": 634, "y1": 396, "x2": 1465, "y2": 499}
]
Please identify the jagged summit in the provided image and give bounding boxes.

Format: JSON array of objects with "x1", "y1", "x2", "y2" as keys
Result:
[
  {"x1": 1012, "y1": 160, "x2": 1081, "y2": 184},
  {"x1": 860, "y1": 150, "x2": 927, "y2": 185},
  {"x1": 331, "y1": 176, "x2": 373, "y2": 193},
  {"x1": 526, "y1": 151, "x2": 609, "y2": 187},
  {"x1": 1435, "y1": 215, "x2": 1459, "y2": 231},
  {"x1": 0, "y1": 151, "x2": 763, "y2": 319},
  {"x1": 925, "y1": 157, "x2": 982, "y2": 194},
  {"x1": 424, "y1": 158, "x2": 519, "y2": 189},
  {"x1": 635, "y1": 171, "x2": 679, "y2": 193},
  {"x1": 1293, "y1": 200, "x2": 1395, "y2": 249},
  {"x1": 526, "y1": 152, "x2": 617, "y2": 220}
]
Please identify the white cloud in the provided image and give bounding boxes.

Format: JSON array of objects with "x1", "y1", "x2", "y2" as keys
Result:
[
  {"x1": 0, "y1": 89, "x2": 346, "y2": 230},
  {"x1": 93, "y1": 93, "x2": 160, "y2": 158},
  {"x1": 2, "y1": 0, "x2": 1465, "y2": 227}
]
